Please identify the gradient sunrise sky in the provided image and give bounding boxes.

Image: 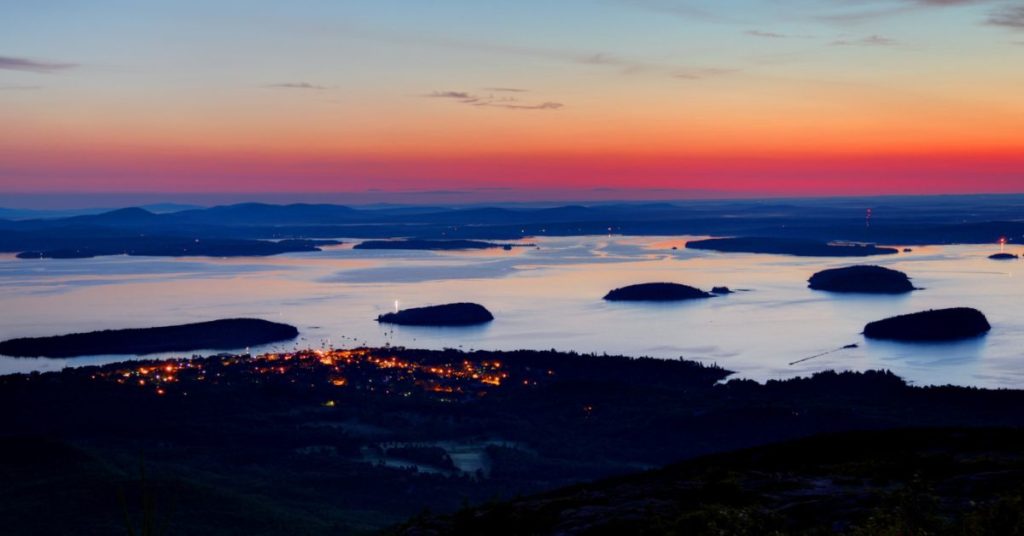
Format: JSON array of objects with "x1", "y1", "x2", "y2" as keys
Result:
[{"x1": 2, "y1": 0, "x2": 1023, "y2": 202}]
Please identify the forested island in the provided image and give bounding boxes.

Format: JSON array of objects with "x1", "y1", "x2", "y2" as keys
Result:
[
  {"x1": 863, "y1": 308, "x2": 991, "y2": 341},
  {"x1": 808, "y1": 265, "x2": 917, "y2": 294},
  {"x1": 604, "y1": 282, "x2": 715, "y2": 301},
  {"x1": 0, "y1": 318, "x2": 299, "y2": 357},
  {"x1": 377, "y1": 303, "x2": 495, "y2": 326}
]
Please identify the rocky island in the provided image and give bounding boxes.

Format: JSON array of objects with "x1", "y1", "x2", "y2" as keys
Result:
[
  {"x1": 808, "y1": 265, "x2": 917, "y2": 294},
  {"x1": 989, "y1": 252, "x2": 1019, "y2": 260},
  {"x1": 604, "y1": 282, "x2": 715, "y2": 301},
  {"x1": 687, "y1": 237, "x2": 899, "y2": 257},
  {"x1": 354, "y1": 239, "x2": 526, "y2": 251},
  {"x1": 0, "y1": 318, "x2": 299, "y2": 358},
  {"x1": 863, "y1": 307, "x2": 991, "y2": 342},
  {"x1": 376, "y1": 303, "x2": 495, "y2": 326}
]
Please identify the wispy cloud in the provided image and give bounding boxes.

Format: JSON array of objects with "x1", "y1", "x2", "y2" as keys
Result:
[
  {"x1": 0, "y1": 55, "x2": 76, "y2": 73},
  {"x1": 264, "y1": 82, "x2": 329, "y2": 90},
  {"x1": 912, "y1": 0, "x2": 987, "y2": 5},
  {"x1": 831, "y1": 35, "x2": 898, "y2": 46},
  {"x1": 426, "y1": 90, "x2": 474, "y2": 99},
  {"x1": 575, "y1": 52, "x2": 654, "y2": 74},
  {"x1": 672, "y1": 67, "x2": 738, "y2": 80},
  {"x1": 746, "y1": 29, "x2": 788, "y2": 38},
  {"x1": 0, "y1": 85, "x2": 42, "y2": 90},
  {"x1": 483, "y1": 87, "x2": 529, "y2": 92},
  {"x1": 609, "y1": 0, "x2": 726, "y2": 22},
  {"x1": 489, "y1": 101, "x2": 563, "y2": 110},
  {"x1": 424, "y1": 90, "x2": 563, "y2": 111},
  {"x1": 817, "y1": 0, "x2": 994, "y2": 24},
  {"x1": 988, "y1": 5, "x2": 1024, "y2": 29}
]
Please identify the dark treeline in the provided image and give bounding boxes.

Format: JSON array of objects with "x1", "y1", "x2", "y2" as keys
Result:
[{"x1": 6, "y1": 347, "x2": 1024, "y2": 533}]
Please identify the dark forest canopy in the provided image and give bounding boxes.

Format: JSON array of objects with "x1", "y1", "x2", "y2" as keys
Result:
[{"x1": 7, "y1": 346, "x2": 1024, "y2": 534}]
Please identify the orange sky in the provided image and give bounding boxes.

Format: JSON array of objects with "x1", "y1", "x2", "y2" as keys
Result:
[{"x1": 2, "y1": 1, "x2": 1023, "y2": 199}]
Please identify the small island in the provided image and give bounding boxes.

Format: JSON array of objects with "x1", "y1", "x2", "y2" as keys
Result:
[
  {"x1": 863, "y1": 308, "x2": 990, "y2": 342},
  {"x1": 710, "y1": 286, "x2": 733, "y2": 295},
  {"x1": 808, "y1": 265, "x2": 917, "y2": 294},
  {"x1": 989, "y1": 253, "x2": 1019, "y2": 260},
  {"x1": 686, "y1": 237, "x2": 899, "y2": 257},
  {"x1": 377, "y1": 303, "x2": 494, "y2": 326},
  {"x1": 354, "y1": 239, "x2": 527, "y2": 251},
  {"x1": 604, "y1": 282, "x2": 715, "y2": 302},
  {"x1": 0, "y1": 318, "x2": 299, "y2": 358}
]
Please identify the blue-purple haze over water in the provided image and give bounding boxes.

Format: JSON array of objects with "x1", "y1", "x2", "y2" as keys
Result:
[{"x1": 1, "y1": 236, "x2": 1020, "y2": 388}]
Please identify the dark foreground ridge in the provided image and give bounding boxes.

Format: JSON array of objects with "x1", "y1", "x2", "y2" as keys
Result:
[
  {"x1": 604, "y1": 282, "x2": 714, "y2": 301},
  {"x1": 393, "y1": 428, "x2": 1024, "y2": 536},
  {"x1": 377, "y1": 303, "x2": 495, "y2": 326},
  {"x1": 0, "y1": 319, "x2": 299, "y2": 358},
  {"x1": 809, "y1": 265, "x2": 917, "y2": 294},
  {"x1": 6, "y1": 347, "x2": 1024, "y2": 534},
  {"x1": 864, "y1": 307, "x2": 991, "y2": 342},
  {"x1": 354, "y1": 239, "x2": 527, "y2": 251},
  {"x1": 687, "y1": 236, "x2": 900, "y2": 257}
]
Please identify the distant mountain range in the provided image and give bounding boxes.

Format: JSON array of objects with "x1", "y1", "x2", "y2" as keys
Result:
[{"x1": 1, "y1": 195, "x2": 1022, "y2": 259}]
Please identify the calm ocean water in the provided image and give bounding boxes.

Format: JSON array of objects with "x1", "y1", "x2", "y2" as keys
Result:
[{"x1": 1, "y1": 236, "x2": 1021, "y2": 388}]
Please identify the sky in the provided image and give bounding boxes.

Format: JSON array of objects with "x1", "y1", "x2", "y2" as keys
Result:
[{"x1": 2, "y1": 0, "x2": 1023, "y2": 204}]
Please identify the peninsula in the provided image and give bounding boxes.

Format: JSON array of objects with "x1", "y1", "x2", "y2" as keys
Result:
[
  {"x1": 0, "y1": 318, "x2": 299, "y2": 357},
  {"x1": 687, "y1": 237, "x2": 899, "y2": 257}
]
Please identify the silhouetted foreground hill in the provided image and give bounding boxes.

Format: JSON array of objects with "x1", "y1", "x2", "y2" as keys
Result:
[
  {"x1": 0, "y1": 319, "x2": 299, "y2": 357},
  {"x1": 392, "y1": 428, "x2": 1024, "y2": 536},
  {"x1": 6, "y1": 347, "x2": 1024, "y2": 534}
]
